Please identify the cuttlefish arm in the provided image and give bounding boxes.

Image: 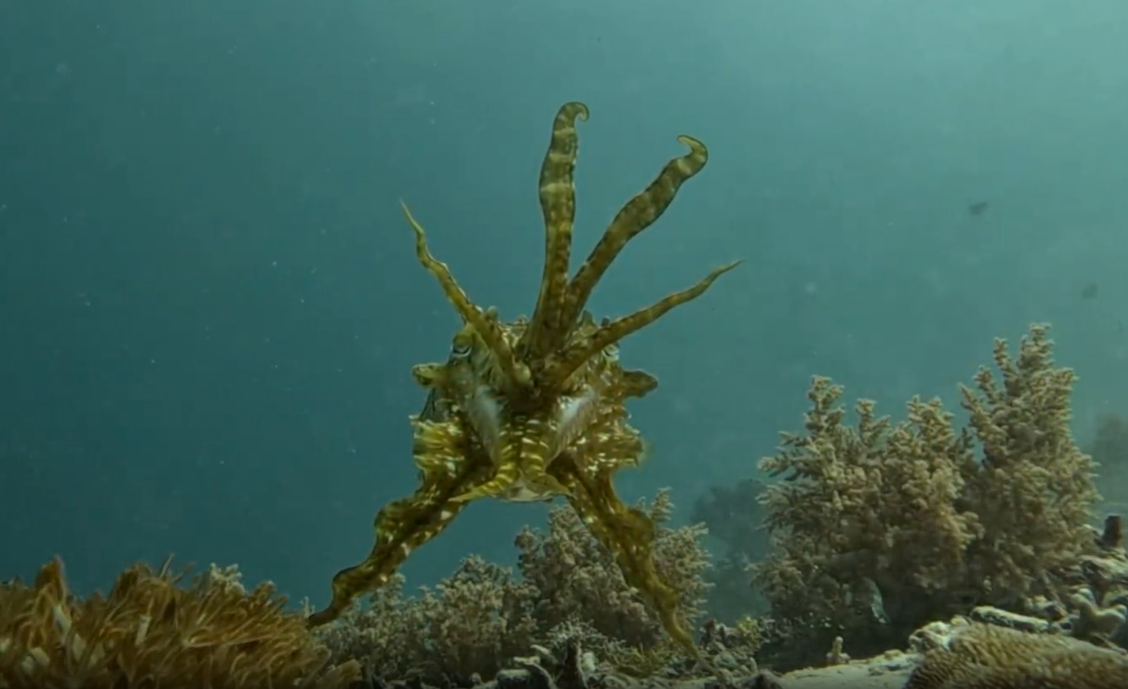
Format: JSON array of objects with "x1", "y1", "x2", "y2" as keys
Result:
[
  {"x1": 541, "y1": 132, "x2": 738, "y2": 386},
  {"x1": 561, "y1": 134, "x2": 712, "y2": 329},
  {"x1": 516, "y1": 107, "x2": 737, "y2": 390},
  {"x1": 523, "y1": 101, "x2": 590, "y2": 359},
  {"x1": 546, "y1": 260, "x2": 739, "y2": 385},
  {"x1": 402, "y1": 202, "x2": 531, "y2": 391},
  {"x1": 541, "y1": 387, "x2": 699, "y2": 660},
  {"x1": 549, "y1": 454, "x2": 699, "y2": 659},
  {"x1": 307, "y1": 417, "x2": 494, "y2": 627}
]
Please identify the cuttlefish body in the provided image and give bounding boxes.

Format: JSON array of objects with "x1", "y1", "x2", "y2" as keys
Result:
[{"x1": 309, "y1": 102, "x2": 738, "y2": 658}]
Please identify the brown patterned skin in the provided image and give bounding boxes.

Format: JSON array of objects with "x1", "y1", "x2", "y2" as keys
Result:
[{"x1": 307, "y1": 103, "x2": 737, "y2": 658}]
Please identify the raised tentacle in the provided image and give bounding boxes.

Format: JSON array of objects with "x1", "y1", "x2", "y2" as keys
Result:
[
  {"x1": 545, "y1": 260, "x2": 741, "y2": 386},
  {"x1": 308, "y1": 419, "x2": 493, "y2": 627},
  {"x1": 523, "y1": 102, "x2": 590, "y2": 358},
  {"x1": 402, "y1": 201, "x2": 531, "y2": 388},
  {"x1": 559, "y1": 135, "x2": 710, "y2": 331}
]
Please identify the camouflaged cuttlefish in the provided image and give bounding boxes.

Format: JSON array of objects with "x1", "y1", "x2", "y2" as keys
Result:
[{"x1": 308, "y1": 102, "x2": 738, "y2": 658}]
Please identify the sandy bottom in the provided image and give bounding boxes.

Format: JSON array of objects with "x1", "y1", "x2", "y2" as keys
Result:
[{"x1": 773, "y1": 651, "x2": 917, "y2": 689}]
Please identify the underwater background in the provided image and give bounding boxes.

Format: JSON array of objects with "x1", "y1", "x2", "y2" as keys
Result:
[{"x1": 1, "y1": 0, "x2": 1127, "y2": 613}]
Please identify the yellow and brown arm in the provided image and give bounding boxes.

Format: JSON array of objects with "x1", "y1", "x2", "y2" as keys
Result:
[{"x1": 307, "y1": 416, "x2": 494, "y2": 627}]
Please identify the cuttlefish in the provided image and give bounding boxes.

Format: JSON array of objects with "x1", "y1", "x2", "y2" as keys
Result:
[{"x1": 309, "y1": 102, "x2": 738, "y2": 658}]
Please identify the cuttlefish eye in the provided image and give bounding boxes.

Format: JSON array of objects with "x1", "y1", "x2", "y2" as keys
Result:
[
  {"x1": 449, "y1": 324, "x2": 476, "y2": 360},
  {"x1": 450, "y1": 340, "x2": 471, "y2": 359}
]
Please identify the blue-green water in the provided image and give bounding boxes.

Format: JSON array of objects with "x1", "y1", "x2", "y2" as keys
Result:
[{"x1": 1, "y1": 0, "x2": 1126, "y2": 608}]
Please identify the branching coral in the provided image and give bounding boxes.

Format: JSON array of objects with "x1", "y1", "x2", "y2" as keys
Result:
[
  {"x1": 0, "y1": 558, "x2": 359, "y2": 689},
  {"x1": 751, "y1": 379, "x2": 982, "y2": 631},
  {"x1": 316, "y1": 557, "x2": 538, "y2": 682},
  {"x1": 958, "y1": 324, "x2": 1099, "y2": 598},
  {"x1": 750, "y1": 324, "x2": 1100, "y2": 663},
  {"x1": 317, "y1": 492, "x2": 712, "y2": 682},
  {"x1": 417, "y1": 556, "x2": 541, "y2": 677}
]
